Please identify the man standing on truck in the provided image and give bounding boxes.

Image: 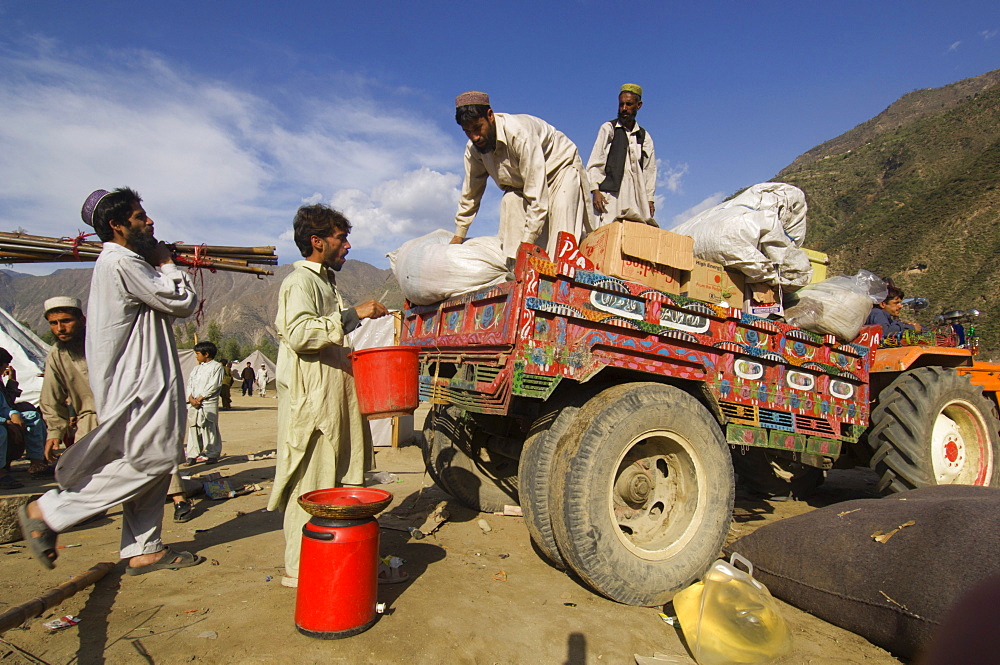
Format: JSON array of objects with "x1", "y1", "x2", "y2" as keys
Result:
[
  {"x1": 450, "y1": 91, "x2": 592, "y2": 263},
  {"x1": 586, "y1": 83, "x2": 657, "y2": 226},
  {"x1": 268, "y1": 204, "x2": 406, "y2": 587}
]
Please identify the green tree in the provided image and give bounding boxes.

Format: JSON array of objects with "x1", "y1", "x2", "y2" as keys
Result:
[
  {"x1": 219, "y1": 337, "x2": 243, "y2": 365},
  {"x1": 256, "y1": 336, "x2": 278, "y2": 362},
  {"x1": 207, "y1": 320, "x2": 222, "y2": 345}
]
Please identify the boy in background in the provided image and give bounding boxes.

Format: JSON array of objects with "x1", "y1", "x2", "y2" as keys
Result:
[{"x1": 185, "y1": 341, "x2": 224, "y2": 465}]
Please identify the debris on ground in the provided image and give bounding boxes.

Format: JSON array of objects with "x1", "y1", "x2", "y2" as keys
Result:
[
  {"x1": 634, "y1": 653, "x2": 687, "y2": 664},
  {"x1": 493, "y1": 571, "x2": 507, "y2": 581},
  {"x1": 197, "y1": 631, "x2": 218, "y2": 640},
  {"x1": 246, "y1": 451, "x2": 277, "y2": 461},
  {"x1": 500, "y1": 505, "x2": 523, "y2": 517},
  {"x1": 366, "y1": 470, "x2": 399, "y2": 485},
  {"x1": 203, "y1": 479, "x2": 236, "y2": 499},
  {"x1": 42, "y1": 616, "x2": 80, "y2": 632},
  {"x1": 234, "y1": 483, "x2": 263, "y2": 497},
  {"x1": 658, "y1": 613, "x2": 678, "y2": 626},
  {"x1": 477, "y1": 519, "x2": 492, "y2": 533}
]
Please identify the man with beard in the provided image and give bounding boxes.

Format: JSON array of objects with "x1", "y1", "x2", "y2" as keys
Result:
[
  {"x1": 39, "y1": 296, "x2": 195, "y2": 522},
  {"x1": 586, "y1": 84, "x2": 658, "y2": 226},
  {"x1": 450, "y1": 91, "x2": 592, "y2": 263},
  {"x1": 19, "y1": 188, "x2": 203, "y2": 573},
  {"x1": 268, "y1": 204, "x2": 404, "y2": 588}
]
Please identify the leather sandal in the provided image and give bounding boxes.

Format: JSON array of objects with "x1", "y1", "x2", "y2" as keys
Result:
[
  {"x1": 18, "y1": 504, "x2": 58, "y2": 569},
  {"x1": 125, "y1": 547, "x2": 205, "y2": 576}
]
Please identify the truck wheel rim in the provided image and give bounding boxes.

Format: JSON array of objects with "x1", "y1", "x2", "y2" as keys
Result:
[
  {"x1": 930, "y1": 400, "x2": 991, "y2": 485},
  {"x1": 608, "y1": 430, "x2": 705, "y2": 561}
]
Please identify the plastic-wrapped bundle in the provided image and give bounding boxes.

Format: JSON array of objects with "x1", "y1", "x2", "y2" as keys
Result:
[
  {"x1": 784, "y1": 270, "x2": 888, "y2": 342},
  {"x1": 388, "y1": 230, "x2": 510, "y2": 305},
  {"x1": 672, "y1": 182, "x2": 812, "y2": 287}
]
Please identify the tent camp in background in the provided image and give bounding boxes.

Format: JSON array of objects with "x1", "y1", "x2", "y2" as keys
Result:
[
  {"x1": 0, "y1": 306, "x2": 49, "y2": 406},
  {"x1": 238, "y1": 350, "x2": 276, "y2": 391}
]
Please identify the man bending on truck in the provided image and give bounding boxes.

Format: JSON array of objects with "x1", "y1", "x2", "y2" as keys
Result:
[{"x1": 450, "y1": 91, "x2": 592, "y2": 263}]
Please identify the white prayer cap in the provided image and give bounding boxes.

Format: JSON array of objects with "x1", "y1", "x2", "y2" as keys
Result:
[{"x1": 43, "y1": 296, "x2": 83, "y2": 316}]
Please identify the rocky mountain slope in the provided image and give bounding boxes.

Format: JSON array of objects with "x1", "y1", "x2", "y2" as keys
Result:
[{"x1": 774, "y1": 68, "x2": 1000, "y2": 352}]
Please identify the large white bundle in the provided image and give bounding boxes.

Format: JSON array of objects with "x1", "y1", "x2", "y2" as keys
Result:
[
  {"x1": 672, "y1": 182, "x2": 812, "y2": 287},
  {"x1": 784, "y1": 271, "x2": 888, "y2": 342},
  {"x1": 388, "y1": 230, "x2": 510, "y2": 305}
]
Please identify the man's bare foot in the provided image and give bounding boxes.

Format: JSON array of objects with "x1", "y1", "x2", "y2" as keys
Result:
[{"x1": 129, "y1": 549, "x2": 170, "y2": 568}]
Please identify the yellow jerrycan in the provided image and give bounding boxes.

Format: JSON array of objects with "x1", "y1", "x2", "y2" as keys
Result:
[{"x1": 673, "y1": 552, "x2": 791, "y2": 665}]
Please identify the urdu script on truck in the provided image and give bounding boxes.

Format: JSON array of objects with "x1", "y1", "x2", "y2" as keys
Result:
[{"x1": 401, "y1": 232, "x2": 878, "y2": 464}]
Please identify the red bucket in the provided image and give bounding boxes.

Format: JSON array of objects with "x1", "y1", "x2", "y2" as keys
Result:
[{"x1": 349, "y1": 345, "x2": 420, "y2": 419}]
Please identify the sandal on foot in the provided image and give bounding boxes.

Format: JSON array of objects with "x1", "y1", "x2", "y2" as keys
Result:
[
  {"x1": 126, "y1": 547, "x2": 204, "y2": 576},
  {"x1": 17, "y1": 504, "x2": 57, "y2": 569},
  {"x1": 27, "y1": 460, "x2": 51, "y2": 476},
  {"x1": 378, "y1": 561, "x2": 409, "y2": 585},
  {"x1": 173, "y1": 500, "x2": 193, "y2": 523}
]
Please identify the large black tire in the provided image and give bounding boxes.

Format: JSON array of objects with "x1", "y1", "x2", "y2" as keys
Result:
[
  {"x1": 518, "y1": 386, "x2": 605, "y2": 569},
  {"x1": 550, "y1": 383, "x2": 735, "y2": 606},
  {"x1": 868, "y1": 367, "x2": 1000, "y2": 494},
  {"x1": 421, "y1": 405, "x2": 519, "y2": 512},
  {"x1": 731, "y1": 448, "x2": 825, "y2": 499}
]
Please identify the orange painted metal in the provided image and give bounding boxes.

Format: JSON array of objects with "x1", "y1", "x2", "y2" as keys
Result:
[
  {"x1": 957, "y1": 363, "x2": 1000, "y2": 393},
  {"x1": 870, "y1": 346, "x2": 972, "y2": 373}
]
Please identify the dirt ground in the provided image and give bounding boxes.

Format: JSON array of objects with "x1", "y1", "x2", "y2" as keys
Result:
[{"x1": 0, "y1": 395, "x2": 903, "y2": 665}]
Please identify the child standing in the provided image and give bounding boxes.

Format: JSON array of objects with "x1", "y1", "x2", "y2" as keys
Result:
[{"x1": 185, "y1": 341, "x2": 225, "y2": 464}]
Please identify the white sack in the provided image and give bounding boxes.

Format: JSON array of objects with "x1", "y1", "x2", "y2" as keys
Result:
[
  {"x1": 672, "y1": 182, "x2": 812, "y2": 287},
  {"x1": 784, "y1": 270, "x2": 888, "y2": 342},
  {"x1": 388, "y1": 229, "x2": 510, "y2": 305}
]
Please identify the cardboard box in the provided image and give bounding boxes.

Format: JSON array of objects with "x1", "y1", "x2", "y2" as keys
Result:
[
  {"x1": 748, "y1": 282, "x2": 783, "y2": 317},
  {"x1": 681, "y1": 258, "x2": 724, "y2": 303},
  {"x1": 720, "y1": 268, "x2": 746, "y2": 307},
  {"x1": 579, "y1": 221, "x2": 694, "y2": 293}
]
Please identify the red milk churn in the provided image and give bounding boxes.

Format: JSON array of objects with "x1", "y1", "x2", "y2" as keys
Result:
[{"x1": 294, "y1": 488, "x2": 393, "y2": 639}]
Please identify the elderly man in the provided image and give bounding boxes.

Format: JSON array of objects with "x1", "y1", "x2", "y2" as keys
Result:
[
  {"x1": 19, "y1": 187, "x2": 203, "y2": 572},
  {"x1": 450, "y1": 91, "x2": 592, "y2": 262},
  {"x1": 586, "y1": 83, "x2": 658, "y2": 226},
  {"x1": 268, "y1": 204, "x2": 403, "y2": 588}
]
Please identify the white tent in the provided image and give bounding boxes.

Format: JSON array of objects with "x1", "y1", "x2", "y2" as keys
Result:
[
  {"x1": 0, "y1": 306, "x2": 50, "y2": 406},
  {"x1": 238, "y1": 349, "x2": 276, "y2": 389}
]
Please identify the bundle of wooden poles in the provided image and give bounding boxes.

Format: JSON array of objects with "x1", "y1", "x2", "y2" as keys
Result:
[{"x1": 0, "y1": 231, "x2": 277, "y2": 276}]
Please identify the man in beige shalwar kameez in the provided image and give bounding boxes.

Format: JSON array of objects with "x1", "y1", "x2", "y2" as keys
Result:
[
  {"x1": 450, "y1": 91, "x2": 593, "y2": 263},
  {"x1": 268, "y1": 204, "x2": 390, "y2": 587}
]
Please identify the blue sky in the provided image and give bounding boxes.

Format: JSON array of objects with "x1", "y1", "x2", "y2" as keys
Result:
[{"x1": 1, "y1": 1, "x2": 997, "y2": 272}]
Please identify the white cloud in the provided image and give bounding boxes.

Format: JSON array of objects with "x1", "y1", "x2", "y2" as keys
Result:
[
  {"x1": 948, "y1": 41, "x2": 962, "y2": 52},
  {"x1": 329, "y1": 168, "x2": 461, "y2": 253},
  {"x1": 669, "y1": 191, "x2": 726, "y2": 228},
  {"x1": 982, "y1": 30, "x2": 998, "y2": 40},
  {"x1": 657, "y1": 159, "x2": 689, "y2": 194},
  {"x1": 0, "y1": 43, "x2": 462, "y2": 268}
]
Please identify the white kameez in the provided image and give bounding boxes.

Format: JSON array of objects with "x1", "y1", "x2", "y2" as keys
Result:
[
  {"x1": 454, "y1": 113, "x2": 593, "y2": 261},
  {"x1": 586, "y1": 120, "x2": 657, "y2": 226},
  {"x1": 268, "y1": 260, "x2": 373, "y2": 578},
  {"x1": 184, "y1": 360, "x2": 224, "y2": 460},
  {"x1": 37, "y1": 243, "x2": 198, "y2": 557}
]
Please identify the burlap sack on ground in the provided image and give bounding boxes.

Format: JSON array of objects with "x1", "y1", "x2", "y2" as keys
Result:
[{"x1": 724, "y1": 485, "x2": 1000, "y2": 659}]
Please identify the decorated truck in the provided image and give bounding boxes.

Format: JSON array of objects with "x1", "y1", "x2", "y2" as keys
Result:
[{"x1": 399, "y1": 232, "x2": 1000, "y2": 606}]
